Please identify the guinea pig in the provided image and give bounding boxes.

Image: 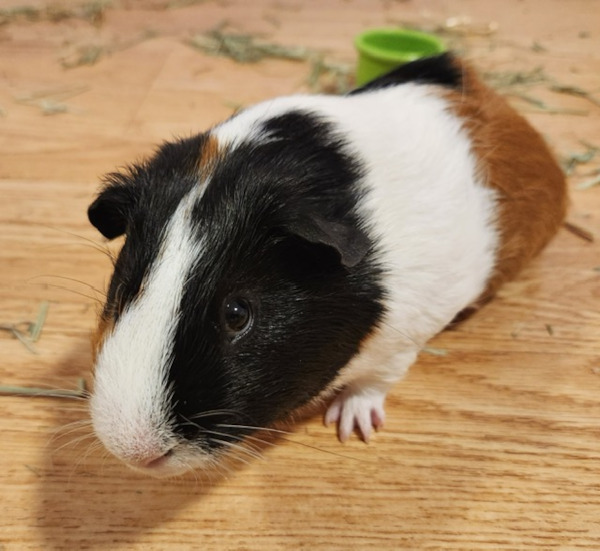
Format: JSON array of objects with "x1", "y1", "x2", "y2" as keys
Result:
[{"x1": 87, "y1": 53, "x2": 567, "y2": 477}]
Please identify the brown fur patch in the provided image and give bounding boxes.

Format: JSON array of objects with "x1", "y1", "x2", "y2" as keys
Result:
[
  {"x1": 91, "y1": 315, "x2": 114, "y2": 363},
  {"x1": 198, "y1": 134, "x2": 222, "y2": 173},
  {"x1": 444, "y1": 58, "x2": 568, "y2": 303}
]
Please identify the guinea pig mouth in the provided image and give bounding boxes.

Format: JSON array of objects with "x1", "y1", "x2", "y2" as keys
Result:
[
  {"x1": 141, "y1": 448, "x2": 175, "y2": 468},
  {"x1": 130, "y1": 456, "x2": 182, "y2": 478},
  {"x1": 124, "y1": 444, "x2": 214, "y2": 478}
]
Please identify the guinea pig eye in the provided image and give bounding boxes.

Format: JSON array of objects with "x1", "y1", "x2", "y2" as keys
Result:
[{"x1": 223, "y1": 297, "x2": 252, "y2": 338}]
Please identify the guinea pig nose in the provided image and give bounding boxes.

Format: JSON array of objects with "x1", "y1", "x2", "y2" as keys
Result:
[{"x1": 139, "y1": 448, "x2": 174, "y2": 469}]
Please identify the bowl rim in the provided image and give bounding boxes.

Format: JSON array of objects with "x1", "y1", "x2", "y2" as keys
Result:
[{"x1": 354, "y1": 28, "x2": 445, "y2": 62}]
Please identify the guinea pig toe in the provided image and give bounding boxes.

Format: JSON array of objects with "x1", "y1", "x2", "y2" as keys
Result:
[
  {"x1": 325, "y1": 389, "x2": 386, "y2": 444},
  {"x1": 324, "y1": 400, "x2": 342, "y2": 427}
]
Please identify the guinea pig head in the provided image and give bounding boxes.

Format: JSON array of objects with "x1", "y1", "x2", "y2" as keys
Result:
[{"x1": 88, "y1": 112, "x2": 385, "y2": 477}]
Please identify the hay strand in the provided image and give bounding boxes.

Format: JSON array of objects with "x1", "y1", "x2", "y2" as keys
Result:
[
  {"x1": 550, "y1": 84, "x2": 600, "y2": 108},
  {"x1": 0, "y1": 302, "x2": 50, "y2": 354},
  {"x1": 422, "y1": 347, "x2": 448, "y2": 356},
  {"x1": 563, "y1": 221, "x2": 595, "y2": 243},
  {"x1": 0, "y1": 1, "x2": 109, "y2": 26},
  {"x1": 0, "y1": 378, "x2": 87, "y2": 399},
  {"x1": 187, "y1": 28, "x2": 312, "y2": 63},
  {"x1": 562, "y1": 143, "x2": 599, "y2": 175},
  {"x1": 576, "y1": 174, "x2": 600, "y2": 190}
]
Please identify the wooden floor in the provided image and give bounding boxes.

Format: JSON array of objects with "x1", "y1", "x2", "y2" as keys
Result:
[{"x1": 1, "y1": 0, "x2": 599, "y2": 549}]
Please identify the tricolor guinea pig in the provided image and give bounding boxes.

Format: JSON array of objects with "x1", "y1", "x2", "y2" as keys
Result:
[{"x1": 88, "y1": 53, "x2": 566, "y2": 477}]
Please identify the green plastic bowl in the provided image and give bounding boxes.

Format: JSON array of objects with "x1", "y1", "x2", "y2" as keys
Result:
[{"x1": 355, "y1": 28, "x2": 446, "y2": 86}]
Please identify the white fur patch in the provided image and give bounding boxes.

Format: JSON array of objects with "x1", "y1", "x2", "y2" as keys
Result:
[
  {"x1": 319, "y1": 85, "x2": 499, "y2": 394},
  {"x1": 91, "y1": 185, "x2": 206, "y2": 466},
  {"x1": 213, "y1": 99, "x2": 295, "y2": 148}
]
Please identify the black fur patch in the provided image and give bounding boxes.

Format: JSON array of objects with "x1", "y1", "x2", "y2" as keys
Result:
[
  {"x1": 91, "y1": 134, "x2": 209, "y2": 322},
  {"x1": 350, "y1": 52, "x2": 462, "y2": 95},
  {"x1": 167, "y1": 111, "x2": 386, "y2": 448}
]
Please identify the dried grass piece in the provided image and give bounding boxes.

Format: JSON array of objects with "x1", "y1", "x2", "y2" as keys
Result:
[
  {"x1": 0, "y1": 5, "x2": 40, "y2": 24},
  {"x1": 39, "y1": 100, "x2": 70, "y2": 115},
  {"x1": 0, "y1": 378, "x2": 87, "y2": 399},
  {"x1": 444, "y1": 15, "x2": 499, "y2": 36},
  {"x1": 29, "y1": 302, "x2": 49, "y2": 343},
  {"x1": 550, "y1": 85, "x2": 600, "y2": 108},
  {"x1": 61, "y1": 29, "x2": 159, "y2": 70},
  {"x1": 0, "y1": 302, "x2": 50, "y2": 354},
  {"x1": 223, "y1": 100, "x2": 245, "y2": 113},
  {"x1": 165, "y1": 0, "x2": 209, "y2": 7},
  {"x1": 562, "y1": 143, "x2": 599, "y2": 175},
  {"x1": 307, "y1": 56, "x2": 353, "y2": 94},
  {"x1": 15, "y1": 85, "x2": 89, "y2": 115},
  {"x1": 508, "y1": 93, "x2": 588, "y2": 116},
  {"x1": 61, "y1": 44, "x2": 105, "y2": 69},
  {"x1": 511, "y1": 322, "x2": 525, "y2": 339},
  {"x1": 422, "y1": 347, "x2": 448, "y2": 356},
  {"x1": 531, "y1": 41, "x2": 547, "y2": 52},
  {"x1": 576, "y1": 174, "x2": 600, "y2": 190},
  {"x1": 563, "y1": 221, "x2": 595, "y2": 242},
  {"x1": 0, "y1": 1, "x2": 109, "y2": 27},
  {"x1": 24, "y1": 464, "x2": 42, "y2": 476},
  {"x1": 0, "y1": 323, "x2": 38, "y2": 354},
  {"x1": 188, "y1": 27, "x2": 353, "y2": 95},
  {"x1": 483, "y1": 66, "x2": 548, "y2": 90},
  {"x1": 187, "y1": 28, "x2": 312, "y2": 63}
]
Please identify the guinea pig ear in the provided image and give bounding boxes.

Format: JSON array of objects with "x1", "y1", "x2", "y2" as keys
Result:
[
  {"x1": 285, "y1": 215, "x2": 371, "y2": 268},
  {"x1": 88, "y1": 181, "x2": 136, "y2": 239}
]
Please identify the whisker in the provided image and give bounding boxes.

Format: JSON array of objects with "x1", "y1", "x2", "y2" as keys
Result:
[
  {"x1": 187, "y1": 460, "x2": 202, "y2": 487},
  {"x1": 178, "y1": 414, "x2": 202, "y2": 431},
  {"x1": 210, "y1": 440, "x2": 253, "y2": 466},
  {"x1": 29, "y1": 274, "x2": 107, "y2": 298},
  {"x1": 239, "y1": 432, "x2": 278, "y2": 450},
  {"x1": 207, "y1": 456, "x2": 230, "y2": 482},
  {"x1": 221, "y1": 434, "x2": 265, "y2": 457},
  {"x1": 276, "y1": 435, "x2": 365, "y2": 462},
  {"x1": 27, "y1": 280, "x2": 101, "y2": 304},
  {"x1": 202, "y1": 429, "x2": 264, "y2": 462},
  {"x1": 50, "y1": 419, "x2": 94, "y2": 443},
  {"x1": 217, "y1": 423, "x2": 366, "y2": 462},
  {"x1": 99, "y1": 446, "x2": 115, "y2": 477},
  {"x1": 42, "y1": 241, "x2": 114, "y2": 261},
  {"x1": 83, "y1": 439, "x2": 105, "y2": 461},
  {"x1": 71, "y1": 439, "x2": 104, "y2": 476},
  {"x1": 216, "y1": 423, "x2": 292, "y2": 435},
  {"x1": 180, "y1": 415, "x2": 263, "y2": 462},
  {"x1": 187, "y1": 409, "x2": 246, "y2": 421},
  {"x1": 52, "y1": 432, "x2": 98, "y2": 456},
  {"x1": 40, "y1": 223, "x2": 116, "y2": 263},
  {"x1": 381, "y1": 320, "x2": 424, "y2": 349},
  {"x1": 52, "y1": 418, "x2": 93, "y2": 431}
]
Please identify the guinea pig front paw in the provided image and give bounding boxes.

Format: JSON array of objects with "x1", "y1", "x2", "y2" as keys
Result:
[{"x1": 324, "y1": 387, "x2": 386, "y2": 443}]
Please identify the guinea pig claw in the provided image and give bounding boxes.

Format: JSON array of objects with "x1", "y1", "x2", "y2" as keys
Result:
[
  {"x1": 324, "y1": 400, "x2": 342, "y2": 427},
  {"x1": 371, "y1": 408, "x2": 385, "y2": 430},
  {"x1": 325, "y1": 389, "x2": 386, "y2": 443}
]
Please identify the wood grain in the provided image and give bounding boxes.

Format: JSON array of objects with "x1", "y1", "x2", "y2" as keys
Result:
[{"x1": 1, "y1": 0, "x2": 599, "y2": 549}]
